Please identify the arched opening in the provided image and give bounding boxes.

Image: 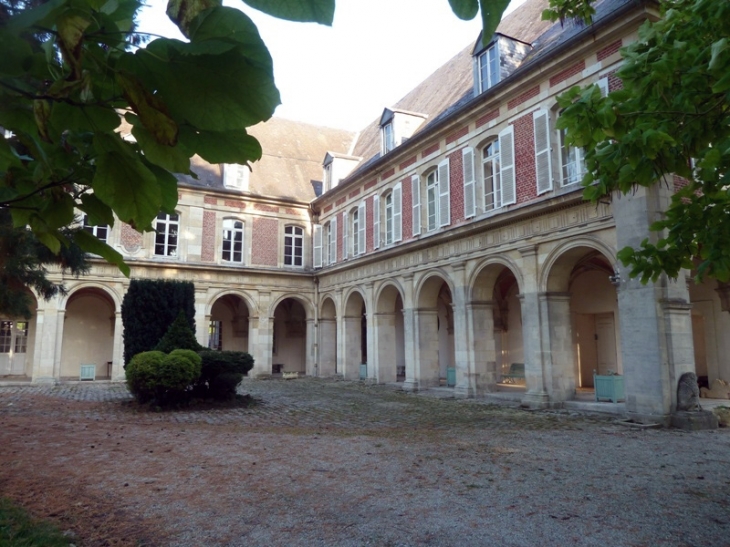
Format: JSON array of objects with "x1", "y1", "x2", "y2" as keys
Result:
[
  {"x1": 375, "y1": 284, "x2": 405, "y2": 383},
  {"x1": 472, "y1": 263, "x2": 523, "y2": 389},
  {"x1": 60, "y1": 288, "x2": 115, "y2": 379},
  {"x1": 319, "y1": 297, "x2": 338, "y2": 377},
  {"x1": 416, "y1": 275, "x2": 455, "y2": 388},
  {"x1": 343, "y1": 291, "x2": 366, "y2": 380},
  {"x1": 546, "y1": 247, "x2": 620, "y2": 397},
  {"x1": 209, "y1": 294, "x2": 250, "y2": 352},
  {"x1": 272, "y1": 298, "x2": 307, "y2": 374},
  {"x1": 0, "y1": 292, "x2": 38, "y2": 379}
]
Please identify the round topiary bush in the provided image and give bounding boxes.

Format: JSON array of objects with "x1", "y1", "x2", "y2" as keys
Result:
[
  {"x1": 196, "y1": 350, "x2": 254, "y2": 400},
  {"x1": 126, "y1": 350, "x2": 202, "y2": 405}
]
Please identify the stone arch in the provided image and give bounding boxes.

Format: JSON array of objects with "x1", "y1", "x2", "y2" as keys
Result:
[
  {"x1": 318, "y1": 295, "x2": 338, "y2": 377},
  {"x1": 60, "y1": 286, "x2": 117, "y2": 379},
  {"x1": 342, "y1": 289, "x2": 367, "y2": 380},
  {"x1": 206, "y1": 289, "x2": 257, "y2": 318},
  {"x1": 469, "y1": 256, "x2": 524, "y2": 302},
  {"x1": 540, "y1": 237, "x2": 618, "y2": 293},
  {"x1": 271, "y1": 295, "x2": 312, "y2": 375},
  {"x1": 415, "y1": 269, "x2": 455, "y2": 309},
  {"x1": 414, "y1": 270, "x2": 455, "y2": 388},
  {"x1": 374, "y1": 282, "x2": 406, "y2": 383},
  {"x1": 269, "y1": 293, "x2": 314, "y2": 320},
  {"x1": 61, "y1": 282, "x2": 122, "y2": 310},
  {"x1": 207, "y1": 292, "x2": 252, "y2": 352}
]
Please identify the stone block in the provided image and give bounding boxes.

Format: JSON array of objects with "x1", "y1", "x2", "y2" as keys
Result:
[{"x1": 670, "y1": 411, "x2": 718, "y2": 431}]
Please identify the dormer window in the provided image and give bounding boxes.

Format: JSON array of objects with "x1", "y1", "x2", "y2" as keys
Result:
[
  {"x1": 323, "y1": 162, "x2": 333, "y2": 192},
  {"x1": 224, "y1": 163, "x2": 249, "y2": 191},
  {"x1": 322, "y1": 152, "x2": 362, "y2": 193},
  {"x1": 379, "y1": 108, "x2": 426, "y2": 155},
  {"x1": 382, "y1": 121, "x2": 395, "y2": 154},
  {"x1": 477, "y1": 43, "x2": 499, "y2": 93}
]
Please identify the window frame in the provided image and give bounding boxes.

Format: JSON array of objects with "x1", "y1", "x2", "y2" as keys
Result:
[
  {"x1": 284, "y1": 225, "x2": 304, "y2": 268},
  {"x1": 382, "y1": 121, "x2": 395, "y2": 154},
  {"x1": 154, "y1": 212, "x2": 180, "y2": 258},
  {"x1": 221, "y1": 218, "x2": 244, "y2": 264},
  {"x1": 83, "y1": 214, "x2": 109, "y2": 244},
  {"x1": 477, "y1": 43, "x2": 500, "y2": 94},
  {"x1": 426, "y1": 169, "x2": 439, "y2": 232}
]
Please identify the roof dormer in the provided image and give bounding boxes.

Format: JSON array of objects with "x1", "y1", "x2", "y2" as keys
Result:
[
  {"x1": 380, "y1": 108, "x2": 427, "y2": 155},
  {"x1": 323, "y1": 152, "x2": 362, "y2": 192},
  {"x1": 472, "y1": 32, "x2": 532, "y2": 95}
]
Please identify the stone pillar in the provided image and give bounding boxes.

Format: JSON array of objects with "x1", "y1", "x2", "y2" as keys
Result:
[
  {"x1": 613, "y1": 185, "x2": 696, "y2": 423},
  {"x1": 318, "y1": 318, "x2": 337, "y2": 377},
  {"x1": 541, "y1": 292, "x2": 574, "y2": 403},
  {"x1": 414, "y1": 308, "x2": 440, "y2": 389},
  {"x1": 250, "y1": 291, "x2": 272, "y2": 376},
  {"x1": 194, "y1": 288, "x2": 208, "y2": 345},
  {"x1": 111, "y1": 311, "x2": 125, "y2": 381},
  {"x1": 401, "y1": 274, "x2": 418, "y2": 391},
  {"x1": 305, "y1": 318, "x2": 316, "y2": 376},
  {"x1": 342, "y1": 315, "x2": 361, "y2": 380},
  {"x1": 468, "y1": 300, "x2": 497, "y2": 392},
  {"x1": 374, "y1": 312, "x2": 397, "y2": 383},
  {"x1": 364, "y1": 282, "x2": 375, "y2": 381},
  {"x1": 451, "y1": 262, "x2": 474, "y2": 398},
  {"x1": 519, "y1": 246, "x2": 550, "y2": 408},
  {"x1": 31, "y1": 297, "x2": 62, "y2": 384}
]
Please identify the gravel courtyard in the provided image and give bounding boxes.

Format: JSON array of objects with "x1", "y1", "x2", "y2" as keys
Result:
[{"x1": 0, "y1": 378, "x2": 728, "y2": 547}]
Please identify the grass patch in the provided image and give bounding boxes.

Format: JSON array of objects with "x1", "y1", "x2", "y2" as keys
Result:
[{"x1": 0, "y1": 497, "x2": 72, "y2": 547}]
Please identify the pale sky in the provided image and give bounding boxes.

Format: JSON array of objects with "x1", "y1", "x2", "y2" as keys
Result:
[{"x1": 136, "y1": 0, "x2": 526, "y2": 131}]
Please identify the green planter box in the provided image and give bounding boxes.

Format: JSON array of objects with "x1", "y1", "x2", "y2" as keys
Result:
[
  {"x1": 446, "y1": 367, "x2": 456, "y2": 387},
  {"x1": 594, "y1": 373, "x2": 625, "y2": 403},
  {"x1": 359, "y1": 363, "x2": 367, "y2": 380}
]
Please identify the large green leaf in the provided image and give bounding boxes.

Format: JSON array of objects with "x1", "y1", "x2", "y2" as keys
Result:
[
  {"x1": 241, "y1": 0, "x2": 334, "y2": 25},
  {"x1": 479, "y1": 0, "x2": 511, "y2": 44},
  {"x1": 143, "y1": 161, "x2": 179, "y2": 215},
  {"x1": 92, "y1": 133, "x2": 161, "y2": 230},
  {"x1": 132, "y1": 123, "x2": 190, "y2": 173},
  {"x1": 0, "y1": 31, "x2": 33, "y2": 76},
  {"x1": 448, "y1": 0, "x2": 479, "y2": 20},
  {"x1": 178, "y1": 126, "x2": 262, "y2": 164},
  {"x1": 167, "y1": 0, "x2": 221, "y2": 37},
  {"x1": 74, "y1": 229, "x2": 130, "y2": 277},
  {"x1": 117, "y1": 72, "x2": 178, "y2": 146},
  {"x1": 79, "y1": 193, "x2": 115, "y2": 227}
]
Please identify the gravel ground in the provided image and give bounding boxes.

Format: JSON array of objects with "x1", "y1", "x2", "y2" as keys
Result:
[{"x1": 0, "y1": 377, "x2": 728, "y2": 547}]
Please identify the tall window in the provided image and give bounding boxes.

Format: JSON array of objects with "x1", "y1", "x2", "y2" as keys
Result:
[
  {"x1": 0, "y1": 321, "x2": 10, "y2": 353},
  {"x1": 284, "y1": 225, "x2": 304, "y2": 267},
  {"x1": 483, "y1": 140, "x2": 501, "y2": 211},
  {"x1": 224, "y1": 164, "x2": 248, "y2": 190},
  {"x1": 559, "y1": 128, "x2": 585, "y2": 186},
  {"x1": 323, "y1": 162, "x2": 332, "y2": 191},
  {"x1": 155, "y1": 212, "x2": 179, "y2": 257},
  {"x1": 426, "y1": 170, "x2": 439, "y2": 232},
  {"x1": 83, "y1": 215, "x2": 108, "y2": 243},
  {"x1": 351, "y1": 208, "x2": 359, "y2": 256},
  {"x1": 222, "y1": 219, "x2": 244, "y2": 263},
  {"x1": 382, "y1": 122, "x2": 395, "y2": 154},
  {"x1": 477, "y1": 44, "x2": 499, "y2": 93},
  {"x1": 385, "y1": 192, "x2": 394, "y2": 244}
]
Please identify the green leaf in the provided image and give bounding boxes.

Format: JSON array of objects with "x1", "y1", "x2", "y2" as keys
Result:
[
  {"x1": 34, "y1": 230, "x2": 61, "y2": 254},
  {"x1": 5, "y1": 0, "x2": 66, "y2": 32},
  {"x1": 143, "y1": 161, "x2": 179, "y2": 215},
  {"x1": 116, "y1": 72, "x2": 178, "y2": 146},
  {"x1": 49, "y1": 102, "x2": 120, "y2": 137},
  {"x1": 73, "y1": 229, "x2": 130, "y2": 277},
  {"x1": 178, "y1": 126, "x2": 261, "y2": 164},
  {"x1": 479, "y1": 0, "x2": 511, "y2": 45},
  {"x1": 448, "y1": 0, "x2": 479, "y2": 20},
  {"x1": 92, "y1": 133, "x2": 161, "y2": 230},
  {"x1": 241, "y1": 0, "x2": 334, "y2": 25},
  {"x1": 0, "y1": 31, "x2": 33, "y2": 75},
  {"x1": 79, "y1": 194, "x2": 115, "y2": 227},
  {"x1": 0, "y1": 137, "x2": 22, "y2": 172},
  {"x1": 132, "y1": 123, "x2": 190, "y2": 173},
  {"x1": 166, "y1": 0, "x2": 221, "y2": 37},
  {"x1": 38, "y1": 193, "x2": 76, "y2": 230}
]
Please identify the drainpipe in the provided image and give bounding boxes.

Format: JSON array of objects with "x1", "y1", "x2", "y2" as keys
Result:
[{"x1": 313, "y1": 275, "x2": 319, "y2": 377}]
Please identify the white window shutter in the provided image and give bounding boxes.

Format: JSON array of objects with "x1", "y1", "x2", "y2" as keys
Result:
[
  {"x1": 499, "y1": 125, "x2": 516, "y2": 206},
  {"x1": 438, "y1": 159, "x2": 450, "y2": 227},
  {"x1": 462, "y1": 147, "x2": 476, "y2": 218},
  {"x1": 342, "y1": 210, "x2": 348, "y2": 260},
  {"x1": 597, "y1": 77, "x2": 609, "y2": 98},
  {"x1": 373, "y1": 194, "x2": 380, "y2": 250},
  {"x1": 393, "y1": 182, "x2": 403, "y2": 242},
  {"x1": 330, "y1": 217, "x2": 337, "y2": 264},
  {"x1": 533, "y1": 110, "x2": 553, "y2": 194},
  {"x1": 358, "y1": 201, "x2": 366, "y2": 255},
  {"x1": 313, "y1": 224, "x2": 322, "y2": 268},
  {"x1": 411, "y1": 175, "x2": 421, "y2": 236}
]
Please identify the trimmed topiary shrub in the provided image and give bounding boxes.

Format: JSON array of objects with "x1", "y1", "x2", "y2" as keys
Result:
[
  {"x1": 126, "y1": 350, "x2": 202, "y2": 406},
  {"x1": 195, "y1": 350, "x2": 254, "y2": 400},
  {"x1": 155, "y1": 310, "x2": 204, "y2": 353},
  {"x1": 121, "y1": 279, "x2": 197, "y2": 365}
]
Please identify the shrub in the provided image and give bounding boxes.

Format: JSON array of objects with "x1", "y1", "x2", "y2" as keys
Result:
[
  {"x1": 196, "y1": 350, "x2": 254, "y2": 400},
  {"x1": 126, "y1": 350, "x2": 202, "y2": 406},
  {"x1": 155, "y1": 310, "x2": 204, "y2": 353},
  {"x1": 121, "y1": 279, "x2": 197, "y2": 364}
]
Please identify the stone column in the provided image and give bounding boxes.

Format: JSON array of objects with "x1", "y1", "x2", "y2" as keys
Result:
[
  {"x1": 414, "y1": 308, "x2": 440, "y2": 389},
  {"x1": 519, "y1": 246, "x2": 550, "y2": 408},
  {"x1": 305, "y1": 318, "x2": 316, "y2": 376},
  {"x1": 401, "y1": 274, "x2": 418, "y2": 391},
  {"x1": 451, "y1": 262, "x2": 474, "y2": 398},
  {"x1": 31, "y1": 297, "x2": 62, "y2": 384},
  {"x1": 194, "y1": 288, "x2": 208, "y2": 346},
  {"x1": 374, "y1": 312, "x2": 397, "y2": 383},
  {"x1": 111, "y1": 311, "x2": 125, "y2": 381},
  {"x1": 342, "y1": 315, "x2": 361, "y2": 380},
  {"x1": 364, "y1": 282, "x2": 375, "y2": 381},
  {"x1": 318, "y1": 318, "x2": 337, "y2": 377},
  {"x1": 540, "y1": 292, "x2": 574, "y2": 403},
  {"x1": 468, "y1": 300, "x2": 497, "y2": 392},
  {"x1": 250, "y1": 291, "x2": 272, "y2": 377}
]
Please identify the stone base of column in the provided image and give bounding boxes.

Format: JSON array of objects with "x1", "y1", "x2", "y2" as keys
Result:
[
  {"x1": 31, "y1": 377, "x2": 57, "y2": 385},
  {"x1": 670, "y1": 411, "x2": 718, "y2": 430},
  {"x1": 625, "y1": 411, "x2": 671, "y2": 427},
  {"x1": 454, "y1": 385, "x2": 474, "y2": 399},
  {"x1": 521, "y1": 391, "x2": 553, "y2": 409},
  {"x1": 401, "y1": 380, "x2": 419, "y2": 392}
]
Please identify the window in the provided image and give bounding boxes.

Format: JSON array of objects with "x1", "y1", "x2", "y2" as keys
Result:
[
  {"x1": 155, "y1": 212, "x2": 179, "y2": 257},
  {"x1": 425, "y1": 160, "x2": 450, "y2": 231},
  {"x1": 323, "y1": 162, "x2": 332, "y2": 191},
  {"x1": 284, "y1": 225, "x2": 304, "y2": 267},
  {"x1": 385, "y1": 192, "x2": 394, "y2": 244},
  {"x1": 427, "y1": 171, "x2": 439, "y2": 231},
  {"x1": 222, "y1": 219, "x2": 244, "y2": 263},
  {"x1": 482, "y1": 126, "x2": 516, "y2": 210},
  {"x1": 382, "y1": 122, "x2": 395, "y2": 154},
  {"x1": 533, "y1": 109, "x2": 553, "y2": 194},
  {"x1": 208, "y1": 320, "x2": 222, "y2": 350},
  {"x1": 0, "y1": 321, "x2": 10, "y2": 353},
  {"x1": 313, "y1": 224, "x2": 323, "y2": 268},
  {"x1": 83, "y1": 215, "x2": 108, "y2": 243},
  {"x1": 477, "y1": 43, "x2": 500, "y2": 93},
  {"x1": 14, "y1": 321, "x2": 27, "y2": 354},
  {"x1": 559, "y1": 128, "x2": 584, "y2": 186},
  {"x1": 323, "y1": 218, "x2": 337, "y2": 265},
  {"x1": 384, "y1": 184, "x2": 403, "y2": 245},
  {"x1": 224, "y1": 164, "x2": 248, "y2": 190},
  {"x1": 463, "y1": 147, "x2": 476, "y2": 218},
  {"x1": 372, "y1": 194, "x2": 381, "y2": 250}
]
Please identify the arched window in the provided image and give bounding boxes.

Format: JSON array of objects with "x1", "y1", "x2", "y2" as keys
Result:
[
  {"x1": 155, "y1": 212, "x2": 179, "y2": 257},
  {"x1": 284, "y1": 225, "x2": 304, "y2": 267},
  {"x1": 222, "y1": 219, "x2": 244, "y2": 263}
]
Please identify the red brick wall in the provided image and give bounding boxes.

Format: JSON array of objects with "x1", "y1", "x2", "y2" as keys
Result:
[
  {"x1": 448, "y1": 149, "x2": 464, "y2": 227},
  {"x1": 120, "y1": 223, "x2": 142, "y2": 252},
  {"x1": 514, "y1": 113, "x2": 537, "y2": 204},
  {"x1": 224, "y1": 199, "x2": 245, "y2": 209},
  {"x1": 348, "y1": 188, "x2": 361, "y2": 199},
  {"x1": 364, "y1": 179, "x2": 377, "y2": 190},
  {"x1": 597, "y1": 39, "x2": 622, "y2": 61},
  {"x1": 508, "y1": 85, "x2": 539, "y2": 110},
  {"x1": 251, "y1": 217, "x2": 278, "y2": 266},
  {"x1": 403, "y1": 177, "x2": 413, "y2": 241},
  {"x1": 255, "y1": 203, "x2": 278, "y2": 213},
  {"x1": 324, "y1": 204, "x2": 333, "y2": 213},
  {"x1": 607, "y1": 69, "x2": 623, "y2": 92},
  {"x1": 366, "y1": 195, "x2": 374, "y2": 253},
  {"x1": 204, "y1": 196, "x2": 217, "y2": 205},
  {"x1": 446, "y1": 126, "x2": 468, "y2": 145},
  {"x1": 422, "y1": 143, "x2": 440, "y2": 158},
  {"x1": 549, "y1": 60, "x2": 585, "y2": 87},
  {"x1": 381, "y1": 167, "x2": 395, "y2": 181},
  {"x1": 476, "y1": 108, "x2": 500, "y2": 128},
  {"x1": 399, "y1": 156, "x2": 417, "y2": 171},
  {"x1": 201, "y1": 210, "x2": 216, "y2": 262}
]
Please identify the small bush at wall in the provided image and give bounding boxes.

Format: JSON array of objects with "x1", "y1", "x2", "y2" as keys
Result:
[
  {"x1": 155, "y1": 310, "x2": 204, "y2": 353},
  {"x1": 196, "y1": 350, "x2": 254, "y2": 400},
  {"x1": 126, "y1": 350, "x2": 202, "y2": 406}
]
